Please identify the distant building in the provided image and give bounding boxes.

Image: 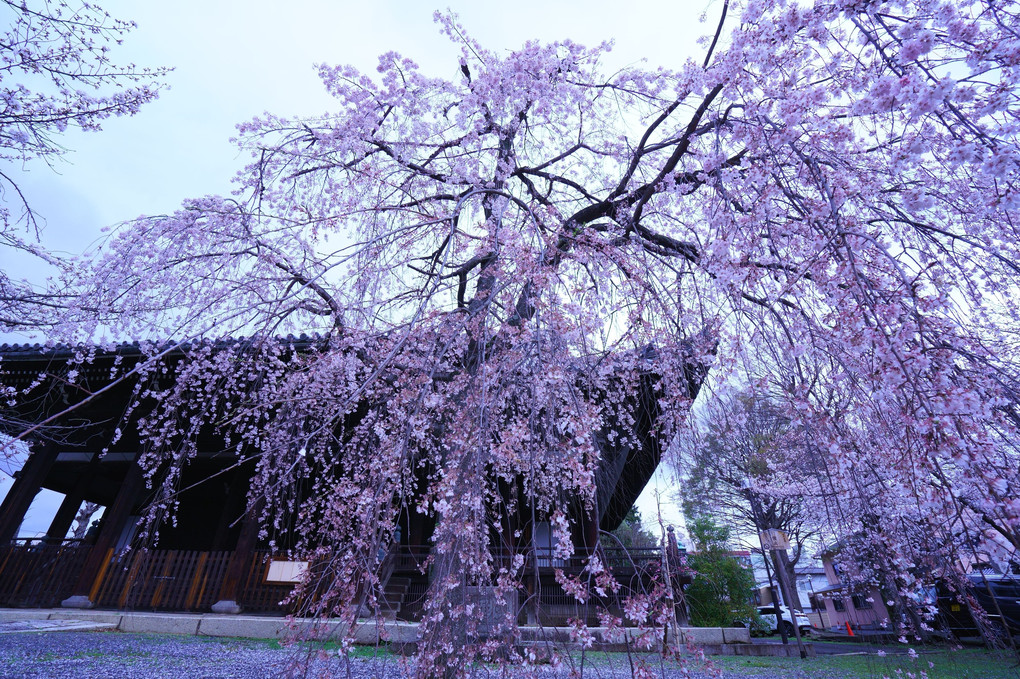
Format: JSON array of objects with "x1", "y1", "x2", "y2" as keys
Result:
[{"x1": 810, "y1": 541, "x2": 891, "y2": 631}]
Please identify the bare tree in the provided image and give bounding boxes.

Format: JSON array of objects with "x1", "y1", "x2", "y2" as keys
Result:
[
  {"x1": 674, "y1": 390, "x2": 819, "y2": 608},
  {"x1": 70, "y1": 501, "x2": 100, "y2": 540}
]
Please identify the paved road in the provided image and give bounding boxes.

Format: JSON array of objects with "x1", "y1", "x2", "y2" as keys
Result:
[{"x1": 752, "y1": 636, "x2": 932, "y2": 656}]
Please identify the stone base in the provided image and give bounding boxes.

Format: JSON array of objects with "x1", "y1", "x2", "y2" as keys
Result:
[
  {"x1": 211, "y1": 600, "x2": 242, "y2": 615},
  {"x1": 60, "y1": 595, "x2": 95, "y2": 609}
]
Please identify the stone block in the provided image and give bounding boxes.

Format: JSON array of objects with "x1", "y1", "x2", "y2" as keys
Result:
[
  {"x1": 722, "y1": 626, "x2": 751, "y2": 643},
  {"x1": 350, "y1": 620, "x2": 418, "y2": 645},
  {"x1": 679, "y1": 627, "x2": 726, "y2": 644},
  {"x1": 199, "y1": 615, "x2": 289, "y2": 639},
  {"x1": 60, "y1": 595, "x2": 94, "y2": 609},
  {"x1": 211, "y1": 600, "x2": 242, "y2": 615},
  {"x1": 0, "y1": 610, "x2": 53, "y2": 622},
  {"x1": 51, "y1": 610, "x2": 123, "y2": 625},
  {"x1": 120, "y1": 612, "x2": 200, "y2": 635},
  {"x1": 284, "y1": 618, "x2": 349, "y2": 642},
  {"x1": 461, "y1": 586, "x2": 518, "y2": 639}
]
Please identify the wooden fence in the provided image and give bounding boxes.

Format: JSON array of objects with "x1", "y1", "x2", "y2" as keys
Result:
[
  {"x1": 0, "y1": 542, "x2": 295, "y2": 613},
  {"x1": 93, "y1": 549, "x2": 233, "y2": 611},
  {"x1": 0, "y1": 541, "x2": 668, "y2": 616},
  {"x1": 0, "y1": 540, "x2": 91, "y2": 608}
]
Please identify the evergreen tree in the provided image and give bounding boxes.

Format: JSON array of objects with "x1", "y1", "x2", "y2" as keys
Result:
[{"x1": 684, "y1": 516, "x2": 758, "y2": 627}]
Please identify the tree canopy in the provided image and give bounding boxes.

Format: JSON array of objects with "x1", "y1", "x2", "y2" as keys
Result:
[{"x1": 674, "y1": 390, "x2": 819, "y2": 606}]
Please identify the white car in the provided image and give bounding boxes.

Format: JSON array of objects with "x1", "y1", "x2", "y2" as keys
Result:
[{"x1": 756, "y1": 605, "x2": 812, "y2": 636}]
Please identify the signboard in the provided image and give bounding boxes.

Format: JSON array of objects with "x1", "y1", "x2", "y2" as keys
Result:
[
  {"x1": 759, "y1": 529, "x2": 791, "y2": 551},
  {"x1": 265, "y1": 560, "x2": 309, "y2": 584}
]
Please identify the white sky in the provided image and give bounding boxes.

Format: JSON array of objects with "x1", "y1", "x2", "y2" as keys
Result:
[{"x1": 2, "y1": 0, "x2": 712, "y2": 539}]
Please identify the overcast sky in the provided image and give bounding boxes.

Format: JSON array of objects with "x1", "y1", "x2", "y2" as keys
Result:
[{"x1": 2, "y1": 0, "x2": 715, "y2": 539}]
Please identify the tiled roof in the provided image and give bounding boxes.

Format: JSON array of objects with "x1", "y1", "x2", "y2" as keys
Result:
[{"x1": 0, "y1": 334, "x2": 325, "y2": 360}]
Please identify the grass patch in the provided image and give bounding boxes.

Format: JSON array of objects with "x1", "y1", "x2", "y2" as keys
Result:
[
  {"x1": 38, "y1": 648, "x2": 131, "y2": 662},
  {"x1": 198, "y1": 635, "x2": 396, "y2": 659},
  {"x1": 712, "y1": 648, "x2": 1020, "y2": 678},
  {"x1": 550, "y1": 647, "x2": 1020, "y2": 677}
]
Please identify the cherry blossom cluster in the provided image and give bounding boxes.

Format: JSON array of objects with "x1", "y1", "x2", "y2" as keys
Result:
[{"x1": 16, "y1": 0, "x2": 1020, "y2": 672}]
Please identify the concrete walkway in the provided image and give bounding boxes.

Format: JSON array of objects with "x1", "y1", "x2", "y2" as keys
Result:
[
  {"x1": 0, "y1": 608, "x2": 814, "y2": 656},
  {"x1": 0, "y1": 618, "x2": 116, "y2": 634},
  {"x1": 0, "y1": 609, "x2": 745, "y2": 642},
  {"x1": 0, "y1": 608, "x2": 369, "y2": 642}
]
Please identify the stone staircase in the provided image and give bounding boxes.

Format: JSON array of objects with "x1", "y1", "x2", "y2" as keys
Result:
[{"x1": 377, "y1": 575, "x2": 410, "y2": 620}]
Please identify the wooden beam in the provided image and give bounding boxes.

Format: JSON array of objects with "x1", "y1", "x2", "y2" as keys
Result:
[
  {"x1": 211, "y1": 499, "x2": 262, "y2": 614},
  {"x1": 0, "y1": 442, "x2": 59, "y2": 544},
  {"x1": 62, "y1": 457, "x2": 144, "y2": 608}
]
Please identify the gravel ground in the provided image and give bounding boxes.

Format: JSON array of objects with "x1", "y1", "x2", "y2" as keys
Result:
[{"x1": 0, "y1": 630, "x2": 879, "y2": 678}]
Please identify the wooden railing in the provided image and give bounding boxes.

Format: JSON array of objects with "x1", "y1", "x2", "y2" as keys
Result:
[
  {"x1": 0, "y1": 541, "x2": 667, "y2": 614},
  {"x1": 93, "y1": 549, "x2": 233, "y2": 611},
  {"x1": 0, "y1": 542, "x2": 299, "y2": 613},
  {"x1": 0, "y1": 539, "x2": 91, "y2": 608}
]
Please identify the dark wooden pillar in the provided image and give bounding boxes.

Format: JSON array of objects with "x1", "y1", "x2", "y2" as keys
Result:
[
  {"x1": 0, "y1": 442, "x2": 59, "y2": 544},
  {"x1": 45, "y1": 453, "x2": 101, "y2": 542},
  {"x1": 210, "y1": 469, "x2": 250, "y2": 551},
  {"x1": 62, "y1": 457, "x2": 145, "y2": 609},
  {"x1": 520, "y1": 513, "x2": 538, "y2": 625},
  {"x1": 45, "y1": 493, "x2": 84, "y2": 543},
  {"x1": 211, "y1": 499, "x2": 262, "y2": 614},
  {"x1": 575, "y1": 501, "x2": 600, "y2": 557}
]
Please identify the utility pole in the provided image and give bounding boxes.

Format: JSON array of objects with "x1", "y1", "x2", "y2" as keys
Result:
[
  {"x1": 741, "y1": 482, "x2": 808, "y2": 658},
  {"x1": 762, "y1": 529, "x2": 808, "y2": 659}
]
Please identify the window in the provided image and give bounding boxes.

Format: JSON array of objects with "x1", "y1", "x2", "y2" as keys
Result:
[
  {"x1": 851, "y1": 594, "x2": 873, "y2": 610},
  {"x1": 533, "y1": 521, "x2": 565, "y2": 567},
  {"x1": 832, "y1": 598, "x2": 846, "y2": 612}
]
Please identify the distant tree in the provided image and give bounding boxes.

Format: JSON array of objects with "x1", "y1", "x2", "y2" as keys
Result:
[
  {"x1": 674, "y1": 390, "x2": 820, "y2": 609},
  {"x1": 608, "y1": 506, "x2": 659, "y2": 550},
  {"x1": 0, "y1": 1, "x2": 167, "y2": 329},
  {"x1": 684, "y1": 516, "x2": 758, "y2": 627},
  {"x1": 70, "y1": 501, "x2": 101, "y2": 540}
]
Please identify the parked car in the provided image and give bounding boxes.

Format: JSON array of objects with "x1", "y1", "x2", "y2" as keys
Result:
[
  {"x1": 937, "y1": 574, "x2": 1020, "y2": 639},
  {"x1": 733, "y1": 605, "x2": 811, "y2": 636},
  {"x1": 755, "y1": 605, "x2": 812, "y2": 637}
]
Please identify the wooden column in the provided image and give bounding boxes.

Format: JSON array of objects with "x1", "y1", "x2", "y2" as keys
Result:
[
  {"x1": 45, "y1": 453, "x2": 101, "y2": 542},
  {"x1": 0, "y1": 442, "x2": 59, "y2": 544},
  {"x1": 45, "y1": 492, "x2": 85, "y2": 543},
  {"x1": 211, "y1": 499, "x2": 262, "y2": 614},
  {"x1": 210, "y1": 469, "x2": 250, "y2": 551},
  {"x1": 575, "y1": 501, "x2": 600, "y2": 557},
  {"x1": 62, "y1": 457, "x2": 145, "y2": 609}
]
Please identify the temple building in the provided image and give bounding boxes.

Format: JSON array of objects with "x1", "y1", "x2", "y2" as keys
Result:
[{"x1": 0, "y1": 337, "x2": 702, "y2": 622}]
